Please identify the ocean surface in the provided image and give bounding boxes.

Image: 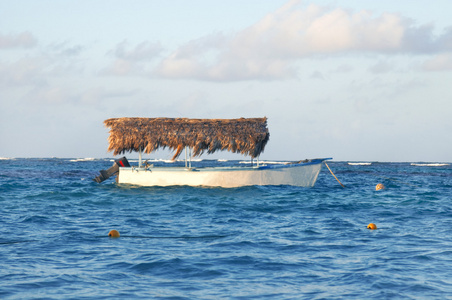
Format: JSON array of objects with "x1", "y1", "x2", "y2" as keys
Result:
[{"x1": 1, "y1": 158, "x2": 451, "y2": 299}]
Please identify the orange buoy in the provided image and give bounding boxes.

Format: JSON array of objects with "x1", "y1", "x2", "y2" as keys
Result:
[
  {"x1": 367, "y1": 223, "x2": 377, "y2": 230},
  {"x1": 108, "y1": 230, "x2": 120, "y2": 238},
  {"x1": 375, "y1": 183, "x2": 385, "y2": 190}
]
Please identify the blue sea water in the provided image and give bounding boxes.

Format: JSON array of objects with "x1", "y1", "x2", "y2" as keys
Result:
[{"x1": 1, "y1": 158, "x2": 451, "y2": 299}]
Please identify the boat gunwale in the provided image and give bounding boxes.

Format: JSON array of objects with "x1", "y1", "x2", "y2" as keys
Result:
[{"x1": 120, "y1": 158, "x2": 331, "y2": 172}]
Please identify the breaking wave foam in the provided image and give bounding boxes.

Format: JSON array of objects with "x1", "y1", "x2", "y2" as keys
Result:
[
  {"x1": 411, "y1": 163, "x2": 449, "y2": 167},
  {"x1": 69, "y1": 158, "x2": 96, "y2": 162}
]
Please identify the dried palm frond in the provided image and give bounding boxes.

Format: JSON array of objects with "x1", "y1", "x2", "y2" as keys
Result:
[{"x1": 104, "y1": 117, "x2": 270, "y2": 159}]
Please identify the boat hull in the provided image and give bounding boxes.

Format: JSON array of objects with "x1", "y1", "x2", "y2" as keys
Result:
[{"x1": 117, "y1": 159, "x2": 327, "y2": 188}]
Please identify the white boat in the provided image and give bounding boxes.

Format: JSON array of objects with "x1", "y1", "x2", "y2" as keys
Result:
[{"x1": 93, "y1": 117, "x2": 330, "y2": 188}]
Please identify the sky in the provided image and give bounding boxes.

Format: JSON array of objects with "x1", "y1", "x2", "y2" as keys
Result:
[{"x1": 1, "y1": 0, "x2": 451, "y2": 162}]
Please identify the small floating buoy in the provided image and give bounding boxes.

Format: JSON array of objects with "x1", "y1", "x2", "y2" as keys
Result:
[
  {"x1": 375, "y1": 183, "x2": 385, "y2": 190},
  {"x1": 108, "y1": 230, "x2": 120, "y2": 238},
  {"x1": 367, "y1": 223, "x2": 377, "y2": 230}
]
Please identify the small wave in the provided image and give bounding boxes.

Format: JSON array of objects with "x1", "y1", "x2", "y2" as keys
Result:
[
  {"x1": 69, "y1": 158, "x2": 96, "y2": 162},
  {"x1": 411, "y1": 163, "x2": 449, "y2": 167},
  {"x1": 348, "y1": 162, "x2": 372, "y2": 166},
  {"x1": 0, "y1": 157, "x2": 15, "y2": 160},
  {"x1": 156, "y1": 159, "x2": 175, "y2": 163},
  {"x1": 217, "y1": 159, "x2": 228, "y2": 162}
]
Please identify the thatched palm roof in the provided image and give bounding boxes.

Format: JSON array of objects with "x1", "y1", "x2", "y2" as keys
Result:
[{"x1": 104, "y1": 117, "x2": 270, "y2": 159}]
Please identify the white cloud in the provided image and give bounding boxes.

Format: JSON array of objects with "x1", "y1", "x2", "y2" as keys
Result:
[
  {"x1": 22, "y1": 85, "x2": 139, "y2": 106},
  {"x1": 368, "y1": 61, "x2": 395, "y2": 74},
  {"x1": 112, "y1": 40, "x2": 163, "y2": 61},
  {"x1": 148, "y1": 3, "x2": 452, "y2": 81},
  {"x1": 0, "y1": 57, "x2": 47, "y2": 86},
  {"x1": 422, "y1": 53, "x2": 452, "y2": 71},
  {"x1": 153, "y1": 33, "x2": 228, "y2": 79},
  {"x1": 0, "y1": 54, "x2": 85, "y2": 87},
  {"x1": 48, "y1": 42, "x2": 84, "y2": 57},
  {"x1": 333, "y1": 64, "x2": 353, "y2": 73},
  {"x1": 237, "y1": 4, "x2": 451, "y2": 57},
  {"x1": 77, "y1": 87, "x2": 139, "y2": 105},
  {"x1": 0, "y1": 35, "x2": 85, "y2": 87},
  {"x1": 156, "y1": 54, "x2": 203, "y2": 78},
  {"x1": 33, "y1": 86, "x2": 69, "y2": 104},
  {"x1": 102, "y1": 40, "x2": 163, "y2": 76},
  {"x1": 102, "y1": 59, "x2": 137, "y2": 76},
  {"x1": 0, "y1": 31, "x2": 37, "y2": 49},
  {"x1": 97, "y1": 2, "x2": 452, "y2": 82},
  {"x1": 310, "y1": 71, "x2": 325, "y2": 80}
]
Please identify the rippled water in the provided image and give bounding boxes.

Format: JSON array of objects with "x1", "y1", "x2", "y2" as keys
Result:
[{"x1": 1, "y1": 158, "x2": 451, "y2": 299}]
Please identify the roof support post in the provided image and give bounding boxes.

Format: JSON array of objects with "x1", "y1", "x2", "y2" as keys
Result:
[
  {"x1": 184, "y1": 146, "x2": 192, "y2": 169},
  {"x1": 138, "y1": 146, "x2": 142, "y2": 168}
]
